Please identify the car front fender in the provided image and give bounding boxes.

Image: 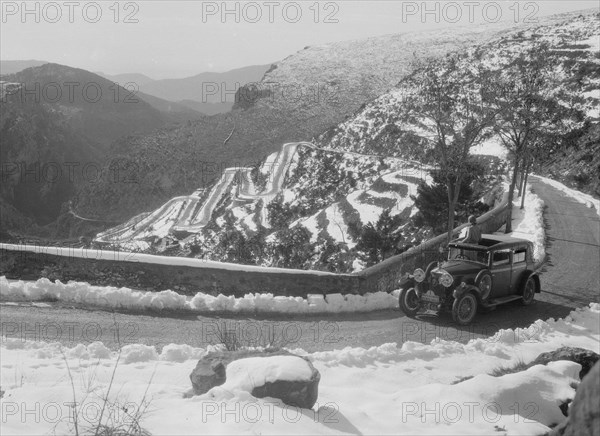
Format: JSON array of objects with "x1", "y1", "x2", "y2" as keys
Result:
[{"x1": 453, "y1": 282, "x2": 481, "y2": 300}]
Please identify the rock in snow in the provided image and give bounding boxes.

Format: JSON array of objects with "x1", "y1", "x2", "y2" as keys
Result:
[
  {"x1": 550, "y1": 361, "x2": 600, "y2": 436},
  {"x1": 531, "y1": 347, "x2": 599, "y2": 381},
  {"x1": 190, "y1": 349, "x2": 320, "y2": 409}
]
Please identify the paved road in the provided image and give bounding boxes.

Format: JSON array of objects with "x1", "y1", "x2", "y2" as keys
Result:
[
  {"x1": 2, "y1": 177, "x2": 598, "y2": 351},
  {"x1": 529, "y1": 176, "x2": 600, "y2": 309}
]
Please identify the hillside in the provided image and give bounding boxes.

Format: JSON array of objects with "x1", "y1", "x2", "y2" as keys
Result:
[
  {"x1": 315, "y1": 12, "x2": 599, "y2": 161},
  {"x1": 72, "y1": 20, "x2": 522, "y2": 225},
  {"x1": 94, "y1": 141, "x2": 502, "y2": 272},
  {"x1": 0, "y1": 64, "x2": 204, "y2": 231}
]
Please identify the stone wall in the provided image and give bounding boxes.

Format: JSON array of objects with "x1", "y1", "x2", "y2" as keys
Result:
[
  {"x1": 355, "y1": 197, "x2": 511, "y2": 293},
  {"x1": 0, "y1": 249, "x2": 360, "y2": 297}
]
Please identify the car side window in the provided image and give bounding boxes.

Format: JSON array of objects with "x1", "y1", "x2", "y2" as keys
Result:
[
  {"x1": 513, "y1": 249, "x2": 526, "y2": 264},
  {"x1": 492, "y1": 250, "x2": 510, "y2": 266}
]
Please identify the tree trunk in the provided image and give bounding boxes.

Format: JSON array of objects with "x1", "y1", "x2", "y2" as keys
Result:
[
  {"x1": 520, "y1": 160, "x2": 531, "y2": 210},
  {"x1": 505, "y1": 159, "x2": 520, "y2": 233},
  {"x1": 447, "y1": 182, "x2": 456, "y2": 245},
  {"x1": 517, "y1": 166, "x2": 525, "y2": 197}
]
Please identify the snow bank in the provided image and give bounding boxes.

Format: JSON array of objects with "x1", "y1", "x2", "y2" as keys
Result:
[
  {"x1": 508, "y1": 183, "x2": 546, "y2": 262},
  {"x1": 0, "y1": 276, "x2": 400, "y2": 314},
  {"x1": 536, "y1": 174, "x2": 600, "y2": 218}
]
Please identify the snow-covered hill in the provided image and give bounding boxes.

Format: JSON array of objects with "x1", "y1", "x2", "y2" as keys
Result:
[
  {"x1": 95, "y1": 142, "x2": 447, "y2": 272},
  {"x1": 316, "y1": 13, "x2": 599, "y2": 158},
  {"x1": 94, "y1": 11, "x2": 598, "y2": 271}
]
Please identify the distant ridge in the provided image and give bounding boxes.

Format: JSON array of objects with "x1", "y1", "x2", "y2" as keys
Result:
[{"x1": 0, "y1": 60, "x2": 48, "y2": 75}]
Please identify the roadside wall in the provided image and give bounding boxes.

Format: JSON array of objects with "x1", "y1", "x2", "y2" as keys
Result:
[
  {"x1": 355, "y1": 196, "x2": 511, "y2": 293},
  {"x1": 0, "y1": 247, "x2": 360, "y2": 297}
]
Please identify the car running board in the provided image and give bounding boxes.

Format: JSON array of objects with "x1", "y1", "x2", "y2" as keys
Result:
[{"x1": 482, "y1": 295, "x2": 523, "y2": 307}]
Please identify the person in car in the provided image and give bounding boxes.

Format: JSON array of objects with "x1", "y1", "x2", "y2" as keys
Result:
[{"x1": 460, "y1": 215, "x2": 482, "y2": 244}]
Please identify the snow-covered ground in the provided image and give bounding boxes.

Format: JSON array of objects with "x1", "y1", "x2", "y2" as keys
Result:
[
  {"x1": 504, "y1": 183, "x2": 546, "y2": 263},
  {"x1": 1, "y1": 303, "x2": 598, "y2": 435}
]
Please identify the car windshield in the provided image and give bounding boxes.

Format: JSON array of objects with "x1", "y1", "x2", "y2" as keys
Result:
[{"x1": 448, "y1": 247, "x2": 489, "y2": 265}]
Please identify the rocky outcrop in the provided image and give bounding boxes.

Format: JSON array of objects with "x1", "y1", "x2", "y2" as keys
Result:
[
  {"x1": 531, "y1": 347, "x2": 599, "y2": 380},
  {"x1": 549, "y1": 361, "x2": 600, "y2": 436}
]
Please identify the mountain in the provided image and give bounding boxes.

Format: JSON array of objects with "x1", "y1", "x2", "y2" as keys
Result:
[
  {"x1": 139, "y1": 64, "x2": 271, "y2": 103},
  {"x1": 72, "y1": 20, "x2": 521, "y2": 225},
  {"x1": 90, "y1": 10, "x2": 599, "y2": 272},
  {"x1": 314, "y1": 11, "x2": 600, "y2": 190},
  {"x1": 3, "y1": 63, "x2": 168, "y2": 146},
  {"x1": 0, "y1": 63, "x2": 203, "y2": 231},
  {"x1": 0, "y1": 60, "x2": 48, "y2": 75}
]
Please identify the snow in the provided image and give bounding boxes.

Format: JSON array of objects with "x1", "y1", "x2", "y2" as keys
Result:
[
  {"x1": 206, "y1": 356, "x2": 313, "y2": 399},
  {"x1": 535, "y1": 174, "x2": 600, "y2": 218},
  {"x1": 506, "y1": 183, "x2": 546, "y2": 263},
  {"x1": 0, "y1": 277, "x2": 400, "y2": 314},
  {"x1": 346, "y1": 190, "x2": 383, "y2": 225},
  {"x1": 1, "y1": 303, "x2": 598, "y2": 435},
  {"x1": 471, "y1": 138, "x2": 508, "y2": 159}
]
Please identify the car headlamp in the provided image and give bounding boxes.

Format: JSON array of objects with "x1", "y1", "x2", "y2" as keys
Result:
[
  {"x1": 440, "y1": 271, "x2": 454, "y2": 288},
  {"x1": 413, "y1": 268, "x2": 426, "y2": 283}
]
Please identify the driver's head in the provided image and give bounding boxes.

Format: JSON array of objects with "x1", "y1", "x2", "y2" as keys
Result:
[{"x1": 468, "y1": 215, "x2": 477, "y2": 225}]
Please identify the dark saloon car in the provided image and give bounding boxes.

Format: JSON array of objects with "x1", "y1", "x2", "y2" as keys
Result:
[{"x1": 398, "y1": 234, "x2": 543, "y2": 325}]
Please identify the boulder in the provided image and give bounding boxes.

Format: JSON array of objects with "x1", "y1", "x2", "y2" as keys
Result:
[
  {"x1": 549, "y1": 361, "x2": 600, "y2": 436},
  {"x1": 190, "y1": 348, "x2": 320, "y2": 409},
  {"x1": 531, "y1": 347, "x2": 599, "y2": 380},
  {"x1": 251, "y1": 358, "x2": 320, "y2": 409},
  {"x1": 189, "y1": 348, "x2": 294, "y2": 395}
]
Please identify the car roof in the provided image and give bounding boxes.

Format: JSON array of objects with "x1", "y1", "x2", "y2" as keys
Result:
[{"x1": 450, "y1": 234, "x2": 531, "y2": 250}]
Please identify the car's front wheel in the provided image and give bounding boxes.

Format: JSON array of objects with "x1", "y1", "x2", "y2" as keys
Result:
[
  {"x1": 452, "y1": 292, "x2": 478, "y2": 325},
  {"x1": 520, "y1": 276, "x2": 537, "y2": 306},
  {"x1": 399, "y1": 287, "x2": 420, "y2": 317}
]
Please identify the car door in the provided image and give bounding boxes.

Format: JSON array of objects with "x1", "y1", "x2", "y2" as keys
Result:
[
  {"x1": 490, "y1": 249, "x2": 512, "y2": 297},
  {"x1": 511, "y1": 247, "x2": 528, "y2": 293}
]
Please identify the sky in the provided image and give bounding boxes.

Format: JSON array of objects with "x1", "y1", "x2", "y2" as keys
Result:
[{"x1": 1, "y1": 1, "x2": 598, "y2": 79}]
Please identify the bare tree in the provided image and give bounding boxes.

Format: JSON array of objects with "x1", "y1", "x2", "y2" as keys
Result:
[
  {"x1": 401, "y1": 53, "x2": 496, "y2": 243},
  {"x1": 487, "y1": 43, "x2": 582, "y2": 229}
]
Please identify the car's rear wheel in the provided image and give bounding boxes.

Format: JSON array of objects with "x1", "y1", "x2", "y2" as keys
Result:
[
  {"x1": 475, "y1": 271, "x2": 493, "y2": 301},
  {"x1": 521, "y1": 276, "x2": 537, "y2": 306},
  {"x1": 399, "y1": 287, "x2": 420, "y2": 317},
  {"x1": 452, "y1": 292, "x2": 478, "y2": 325}
]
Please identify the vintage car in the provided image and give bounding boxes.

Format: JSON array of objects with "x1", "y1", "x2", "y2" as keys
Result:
[{"x1": 398, "y1": 234, "x2": 543, "y2": 325}]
